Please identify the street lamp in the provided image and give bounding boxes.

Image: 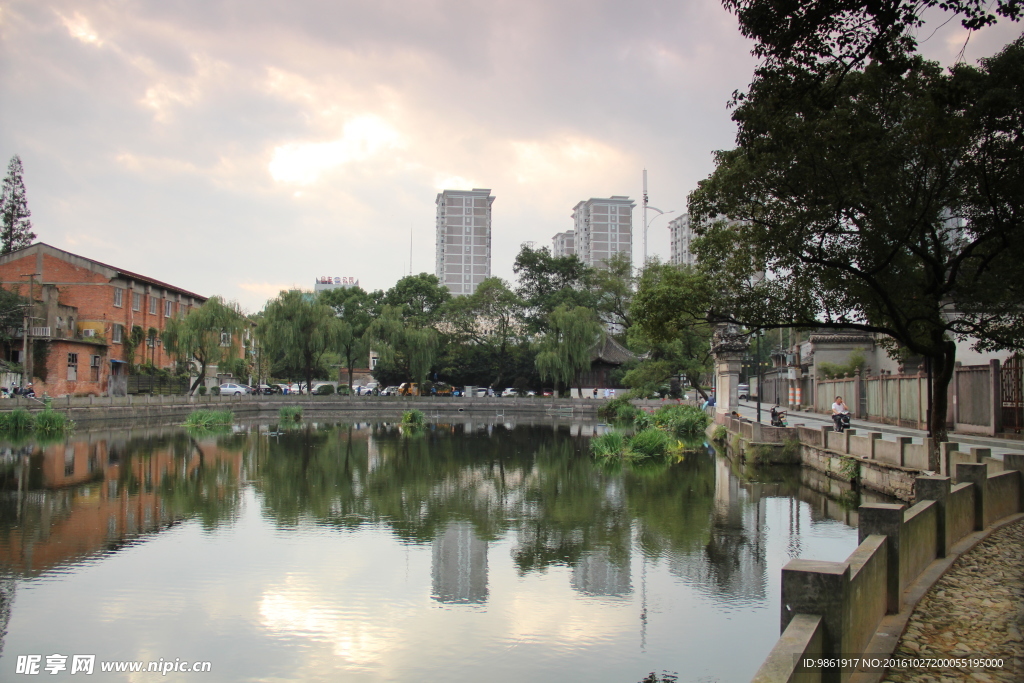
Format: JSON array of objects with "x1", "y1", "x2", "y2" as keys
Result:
[{"x1": 641, "y1": 169, "x2": 673, "y2": 264}]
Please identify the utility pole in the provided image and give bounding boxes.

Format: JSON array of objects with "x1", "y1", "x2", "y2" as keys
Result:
[{"x1": 641, "y1": 169, "x2": 672, "y2": 265}]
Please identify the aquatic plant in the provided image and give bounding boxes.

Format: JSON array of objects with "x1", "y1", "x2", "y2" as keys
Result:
[
  {"x1": 279, "y1": 406, "x2": 303, "y2": 423},
  {"x1": 712, "y1": 425, "x2": 727, "y2": 442},
  {"x1": 598, "y1": 394, "x2": 634, "y2": 420},
  {"x1": 33, "y1": 409, "x2": 75, "y2": 434},
  {"x1": 0, "y1": 408, "x2": 34, "y2": 432},
  {"x1": 652, "y1": 404, "x2": 711, "y2": 436},
  {"x1": 590, "y1": 430, "x2": 627, "y2": 459},
  {"x1": 401, "y1": 409, "x2": 425, "y2": 426},
  {"x1": 184, "y1": 410, "x2": 234, "y2": 428},
  {"x1": 633, "y1": 410, "x2": 654, "y2": 430},
  {"x1": 626, "y1": 427, "x2": 671, "y2": 459}
]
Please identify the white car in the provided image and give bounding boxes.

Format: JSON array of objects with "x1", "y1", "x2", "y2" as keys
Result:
[
  {"x1": 219, "y1": 383, "x2": 249, "y2": 396},
  {"x1": 501, "y1": 388, "x2": 517, "y2": 397}
]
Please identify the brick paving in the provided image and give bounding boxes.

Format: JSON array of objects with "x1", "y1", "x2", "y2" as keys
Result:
[{"x1": 881, "y1": 519, "x2": 1024, "y2": 683}]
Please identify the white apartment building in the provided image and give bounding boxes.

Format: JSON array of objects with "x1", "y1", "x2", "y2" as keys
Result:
[
  {"x1": 552, "y1": 230, "x2": 575, "y2": 257},
  {"x1": 571, "y1": 196, "x2": 635, "y2": 269},
  {"x1": 435, "y1": 188, "x2": 494, "y2": 295},
  {"x1": 668, "y1": 213, "x2": 696, "y2": 266}
]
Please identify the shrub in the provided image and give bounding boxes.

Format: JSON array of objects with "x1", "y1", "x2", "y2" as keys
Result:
[
  {"x1": 598, "y1": 394, "x2": 633, "y2": 420},
  {"x1": 590, "y1": 430, "x2": 627, "y2": 458},
  {"x1": 210, "y1": 385, "x2": 221, "y2": 395},
  {"x1": 633, "y1": 410, "x2": 654, "y2": 430},
  {"x1": 198, "y1": 385, "x2": 208, "y2": 396},
  {"x1": 184, "y1": 410, "x2": 234, "y2": 428},
  {"x1": 314, "y1": 384, "x2": 335, "y2": 395},
  {"x1": 279, "y1": 406, "x2": 303, "y2": 423},
  {"x1": 711, "y1": 425, "x2": 728, "y2": 442},
  {"x1": 627, "y1": 427, "x2": 671, "y2": 459}
]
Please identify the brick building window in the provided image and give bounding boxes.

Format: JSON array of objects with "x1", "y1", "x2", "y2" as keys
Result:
[
  {"x1": 91, "y1": 355, "x2": 100, "y2": 381},
  {"x1": 165, "y1": 300, "x2": 173, "y2": 317},
  {"x1": 150, "y1": 297, "x2": 158, "y2": 315},
  {"x1": 113, "y1": 288, "x2": 124, "y2": 308},
  {"x1": 132, "y1": 292, "x2": 141, "y2": 311},
  {"x1": 112, "y1": 324, "x2": 123, "y2": 344},
  {"x1": 67, "y1": 353, "x2": 78, "y2": 380}
]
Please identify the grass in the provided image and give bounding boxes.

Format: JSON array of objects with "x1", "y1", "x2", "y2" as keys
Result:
[
  {"x1": 279, "y1": 406, "x2": 303, "y2": 423},
  {"x1": 401, "y1": 409, "x2": 425, "y2": 426},
  {"x1": 184, "y1": 409, "x2": 234, "y2": 428},
  {"x1": 712, "y1": 424, "x2": 728, "y2": 442},
  {"x1": 598, "y1": 394, "x2": 635, "y2": 421},
  {"x1": 33, "y1": 409, "x2": 74, "y2": 434},
  {"x1": 652, "y1": 404, "x2": 712, "y2": 437}
]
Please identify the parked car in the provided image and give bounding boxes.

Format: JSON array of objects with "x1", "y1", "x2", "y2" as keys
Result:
[
  {"x1": 219, "y1": 383, "x2": 249, "y2": 396},
  {"x1": 738, "y1": 383, "x2": 750, "y2": 400},
  {"x1": 475, "y1": 388, "x2": 489, "y2": 398},
  {"x1": 501, "y1": 388, "x2": 517, "y2": 397},
  {"x1": 380, "y1": 386, "x2": 400, "y2": 396}
]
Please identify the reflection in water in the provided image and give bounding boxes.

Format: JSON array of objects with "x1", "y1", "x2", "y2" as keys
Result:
[
  {"x1": 432, "y1": 521, "x2": 488, "y2": 604},
  {"x1": 0, "y1": 420, "x2": 868, "y2": 682}
]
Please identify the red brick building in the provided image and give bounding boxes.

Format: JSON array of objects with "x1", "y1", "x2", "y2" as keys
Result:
[{"x1": 0, "y1": 243, "x2": 206, "y2": 397}]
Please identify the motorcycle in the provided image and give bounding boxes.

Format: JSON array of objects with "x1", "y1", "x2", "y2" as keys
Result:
[
  {"x1": 770, "y1": 405, "x2": 788, "y2": 427},
  {"x1": 833, "y1": 412, "x2": 851, "y2": 432}
]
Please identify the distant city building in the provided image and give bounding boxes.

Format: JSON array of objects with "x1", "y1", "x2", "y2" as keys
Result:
[
  {"x1": 572, "y1": 196, "x2": 635, "y2": 269},
  {"x1": 668, "y1": 214, "x2": 696, "y2": 267},
  {"x1": 313, "y1": 276, "x2": 359, "y2": 293},
  {"x1": 431, "y1": 521, "x2": 488, "y2": 604},
  {"x1": 435, "y1": 188, "x2": 494, "y2": 296},
  {"x1": 552, "y1": 230, "x2": 575, "y2": 257},
  {"x1": 572, "y1": 548, "x2": 632, "y2": 597}
]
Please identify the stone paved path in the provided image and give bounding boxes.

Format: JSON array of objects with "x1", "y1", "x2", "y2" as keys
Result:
[{"x1": 882, "y1": 518, "x2": 1024, "y2": 683}]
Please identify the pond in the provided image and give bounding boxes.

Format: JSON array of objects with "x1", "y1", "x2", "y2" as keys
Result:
[{"x1": 0, "y1": 420, "x2": 865, "y2": 682}]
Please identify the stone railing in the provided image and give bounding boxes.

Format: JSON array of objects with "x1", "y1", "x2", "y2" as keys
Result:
[{"x1": 750, "y1": 457, "x2": 1023, "y2": 683}]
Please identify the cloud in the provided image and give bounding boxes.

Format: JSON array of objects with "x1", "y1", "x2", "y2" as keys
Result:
[
  {"x1": 56, "y1": 10, "x2": 102, "y2": 45},
  {"x1": 268, "y1": 115, "x2": 403, "y2": 185}
]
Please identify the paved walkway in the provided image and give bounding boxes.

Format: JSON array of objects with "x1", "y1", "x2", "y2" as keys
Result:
[
  {"x1": 880, "y1": 518, "x2": 1024, "y2": 683},
  {"x1": 728, "y1": 400, "x2": 1024, "y2": 461}
]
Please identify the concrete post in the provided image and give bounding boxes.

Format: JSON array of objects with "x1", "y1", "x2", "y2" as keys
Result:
[
  {"x1": 970, "y1": 447, "x2": 991, "y2": 464},
  {"x1": 895, "y1": 437, "x2": 912, "y2": 467},
  {"x1": 859, "y1": 503, "x2": 906, "y2": 614},
  {"x1": 940, "y1": 442, "x2": 960, "y2": 477},
  {"x1": 990, "y1": 359, "x2": 1001, "y2": 435},
  {"x1": 843, "y1": 429, "x2": 857, "y2": 454},
  {"x1": 914, "y1": 476, "x2": 952, "y2": 557},
  {"x1": 866, "y1": 432, "x2": 882, "y2": 459},
  {"x1": 1004, "y1": 453, "x2": 1024, "y2": 513},
  {"x1": 781, "y1": 559, "x2": 850, "y2": 682},
  {"x1": 955, "y1": 462, "x2": 989, "y2": 530}
]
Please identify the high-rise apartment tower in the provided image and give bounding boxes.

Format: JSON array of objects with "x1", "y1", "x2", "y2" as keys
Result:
[
  {"x1": 435, "y1": 189, "x2": 494, "y2": 295},
  {"x1": 571, "y1": 196, "x2": 635, "y2": 269},
  {"x1": 552, "y1": 230, "x2": 575, "y2": 257},
  {"x1": 668, "y1": 214, "x2": 696, "y2": 267}
]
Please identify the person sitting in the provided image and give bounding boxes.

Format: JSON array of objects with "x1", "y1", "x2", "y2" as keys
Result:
[{"x1": 831, "y1": 396, "x2": 850, "y2": 432}]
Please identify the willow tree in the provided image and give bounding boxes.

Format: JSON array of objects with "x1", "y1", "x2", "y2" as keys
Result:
[
  {"x1": 162, "y1": 296, "x2": 246, "y2": 394},
  {"x1": 261, "y1": 290, "x2": 339, "y2": 394},
  {"x1": 367, "y1": 305, "x2": 438, "y2": 388},
  {"x1": 535, "y1": 305, "x2": 603, "y2": 398}
]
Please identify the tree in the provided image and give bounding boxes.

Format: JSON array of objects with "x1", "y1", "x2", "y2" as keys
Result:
[
  {"x1": 261, "y1": 290, "x2": 340, "y2": 394},
  {"x1": 591, "y1": 251, "x2": 636, "y2": 338},
  {"x1": 513, "y1": 244, "x2": 595, "y2": 333},
  {"x1": 535, "y1": 305, "x2": 603, "y2": 397},
  {"x1": 368, "y1": 305, "x2": 438, "y2": 387},
  {"x1": 320, "y1": 286, "x2": 373, "y2": 390},
  {"x1": 381, "y1": 273, "x2": 451, "y2": 326},
  {"x1": 0, "y1": 155, "x2": 37, "y2": 254},
  {"x1": 630, "y1": 261, "x2": 716, "y2": 399},
  {"x1": 689, "y1": 41, "x2": 1024, "y2": 463},
  {"x1": 162, "y1": 297, "x2": 246, "y2": 394}
]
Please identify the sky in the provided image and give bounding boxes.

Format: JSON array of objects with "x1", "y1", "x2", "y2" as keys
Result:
[{"x1": 1, "y1": 1, "x2": 1020, "y2": 313}]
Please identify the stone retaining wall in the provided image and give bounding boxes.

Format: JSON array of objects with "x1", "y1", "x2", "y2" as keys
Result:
[{"x1": 751, "y1": 460, "x2": 1024, "y2": 683}]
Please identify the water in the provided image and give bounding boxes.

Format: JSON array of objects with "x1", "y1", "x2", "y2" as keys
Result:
[{"x1": 0, "y1": 421, "x2": 864, "y2": 682}]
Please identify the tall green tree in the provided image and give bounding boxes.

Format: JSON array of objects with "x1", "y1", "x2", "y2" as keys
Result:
[
  {"x1": 513, "y1": 244, "x2": 595, "y2": 333},
  {"x1": 381, "y1": 273, "x2": 451, "y2": 326},
  {"x1": 591, "y1": 251, "x2": 636, "y2": 338},
  {"x1": 535, "y1": 305, "x2": 603, "y2": 397},
  {"x1": 368, "y1": 305, "x2": 438, "y2": 387},
  {"x1": 0, "y1": 155, "x2": 36, "y2": 254},
  {"x1": 320, "y1": 286, "x2": 373, "y2": 390},
  {"x1": 162, "y1": 296, "x2": 246, "y2": 394},
  {"x1": 689, "y1": 41, "x2": 1024, "y2": 460},
  {"x1": 261, "y1": 290, "x2": 340, "y2": 394}
]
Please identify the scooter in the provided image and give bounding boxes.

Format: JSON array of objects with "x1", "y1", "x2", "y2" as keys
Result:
[
  {"x1": 770, "y1": 405, "x2": 788, "y2": 427},
  {"x1": 833, "y1": 413, "x2": 851, "y2": 432}
]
